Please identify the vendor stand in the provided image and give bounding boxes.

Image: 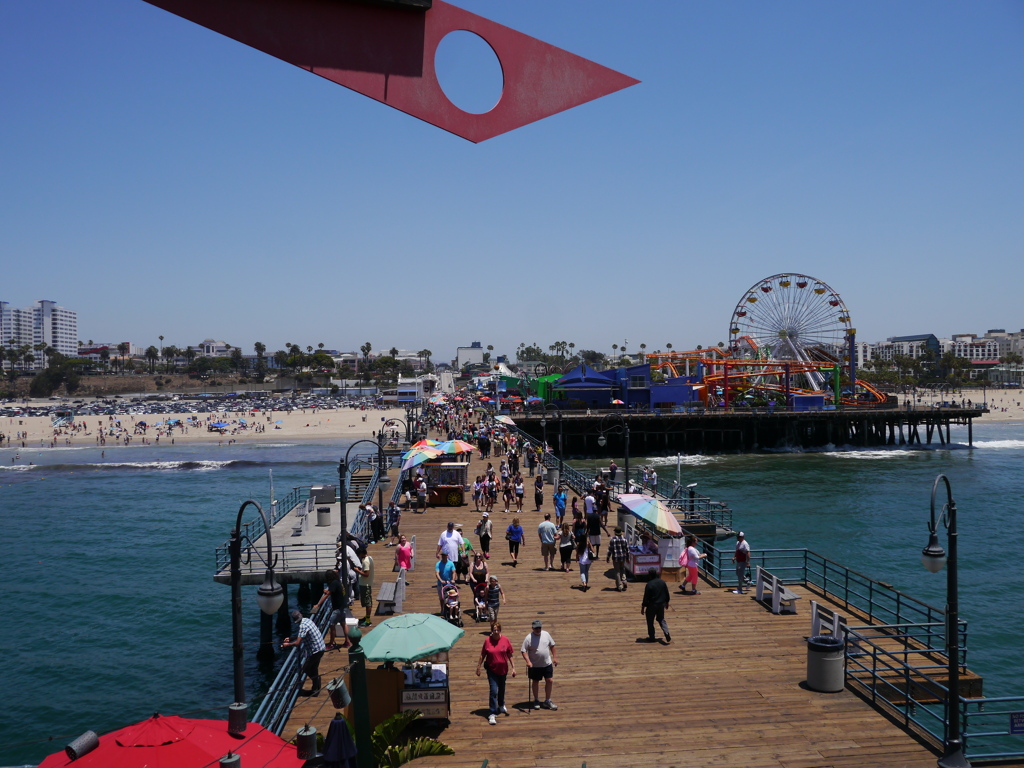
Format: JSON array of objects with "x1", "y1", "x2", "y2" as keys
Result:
[
  {"x1": 616, "y1": 494, "x2": 685, "y2": 579},
  {"x1": 357, "y1": 613, "x2": 464, "y2": 725},
  {"x1": 423, "y1": 460, "x2": 469, "y2": 507}
]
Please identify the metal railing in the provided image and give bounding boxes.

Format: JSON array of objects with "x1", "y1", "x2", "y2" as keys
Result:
[
  {"x1": 214, "y1": 486, "x2": 312, "y2": 571},
  {"x1": 252, "y1": 599, "x2": 334, "y2": 735}
]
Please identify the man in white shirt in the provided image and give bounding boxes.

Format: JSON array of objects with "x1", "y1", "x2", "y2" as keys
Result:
[
  {"x1": 732, "y1": 531, "x2": 751, "y2": 594},
  {"x1": 521, "y1": 620, "x2": 558, "y2": 710},
  {"x1": 584, "y1": 492, "x2": 596, "y2": 516},
  {"x1": 537, "y1": 513, "x2": 558, "y2": 571},
  {"x1": 436, "y1": 521, "x2": 463, "y2": 562}
]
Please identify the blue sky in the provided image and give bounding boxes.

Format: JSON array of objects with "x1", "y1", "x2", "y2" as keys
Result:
[{"x1": 2, "y1": 1, "x2": 1022, "y2": 360}]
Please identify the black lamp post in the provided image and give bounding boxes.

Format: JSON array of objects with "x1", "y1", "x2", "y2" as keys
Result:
[
  {"x1": 597, "y1": 412, "x2": 630, "y2": 494},
  {"x1": 229, "y1": 500, "x2": 285, "y2": 711},
  {"x1": 537, "y1": 402, "x2": 564, "y2": 483},
  {"x1": 921, "y1": 474, "x2": 971, "y2": 768},
  {"x1": 383, "y1": 416, "x2": 411, "y2": 445}
]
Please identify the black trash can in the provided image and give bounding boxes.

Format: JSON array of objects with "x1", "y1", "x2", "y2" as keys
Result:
[{"x1": 806, "y1": 633, "x2": 845, "y2": 692}]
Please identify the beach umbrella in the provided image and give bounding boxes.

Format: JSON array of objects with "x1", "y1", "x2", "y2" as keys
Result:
[
  {"x1": 526, "y1": 396, "x2": 543, "y2": 404},
  {"x1": 38, "y1": 714, "x2": 304, "y2": 768},
  {"x1": 410, "y1": 439, "x2": 440, "y2": 449},
  {"x1": 358, "y1": 613, "x2": 465, "y2": 663},
  {"x1": 617, "y1": 494, "x2": 683, "y2": 535},
  {"x1": 211, "y1": 422, "x2": 229, "y2": 428},
  {"x1": 238, "y1": 418, "x2": 247, "y2": 423},
  {"x1": 612, "y1": 399, "x2": 625, "y2": 405},
  {"x1": 479, "y1": 396, "x2": 493, "y2": 402},
  {"x1": 435, "y1": 439, "x2": 475, "y2": 455},
  {"x1": 495, "y1": 415, "x2": 515, "y2": 426},
  {"x1": 401, "y1": 446, "x2": 443, "y2": 470}
]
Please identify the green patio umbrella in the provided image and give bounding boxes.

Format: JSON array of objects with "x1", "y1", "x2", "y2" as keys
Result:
[{"x1": 358, "y1": 613, "x2": 464, "y2": 662}]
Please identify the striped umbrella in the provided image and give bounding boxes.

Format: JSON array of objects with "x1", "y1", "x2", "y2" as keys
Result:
[
  {"x1": 617, "y1": 494, "x2": 683, "y2": 535},
  {"x1": 401, "y1": 446, "x2": 443, "y2": 470},
  {"x1": 495, "y1": 415, "x2": 515, "y2": 426},
  {"x1": 436, "y1": 439, "x2": 475, "y2": 455}
]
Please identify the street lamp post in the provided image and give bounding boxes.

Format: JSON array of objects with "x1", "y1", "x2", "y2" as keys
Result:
[
  {"x1": 921, "y1": 474, "x2": 971, "y2": 768},
  {"x1": 229, "y1": 500, "x2": 285, "y2": 714},
  {"x1": 383, "y1": 416, "x2": 411, "y2": 445},
  {"x1": 536, "y1": 403, "x2": 564, "y2": 485},
  {"x1": 597, "y1": 412, "x2": 630, "y2": 494},
  {"x1": 336, "y1": 439, "x2": 389, "y2": 766}
]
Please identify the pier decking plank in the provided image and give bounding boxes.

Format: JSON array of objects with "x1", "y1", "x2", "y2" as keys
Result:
[{"x1": 282, "y1": 445, "x2": 1000, "y2": 767}]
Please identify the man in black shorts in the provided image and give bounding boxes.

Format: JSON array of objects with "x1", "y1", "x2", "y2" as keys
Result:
[{"x1": 520, "y1": 620, "x2": 558, "y2": 710}]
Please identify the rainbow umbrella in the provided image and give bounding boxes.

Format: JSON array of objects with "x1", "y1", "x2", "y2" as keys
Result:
[
  {"x1": 436, "y1": 439, "x2": 475, "y2": 455},
  {"x1": 401, "y1": 446, "x2": 443, "y2": 470},
  {"x1": 617, "y1": 494, "x2": 683, "y2": 535},
  {"x1": 495, "y1": 415, "x2": 515, "y2": 426},
  {"x1": 526, "y1": 396, "x2": 543, "y2": 404},
  {"x1": 612, "y1": 399, "x2": 625, "y2": 405},
  {"x1": 410, "y1": 439, "x2": 440, "y2": 448}
]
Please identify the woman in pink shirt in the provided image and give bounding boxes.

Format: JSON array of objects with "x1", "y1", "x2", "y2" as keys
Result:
[{"x1": 395, "y1": 534, "x2": 414, "y2": 571}]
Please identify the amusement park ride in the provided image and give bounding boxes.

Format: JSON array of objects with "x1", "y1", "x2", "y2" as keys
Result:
[{"x1": 647, "y1": 273, "x2": 888, "y2": 409}]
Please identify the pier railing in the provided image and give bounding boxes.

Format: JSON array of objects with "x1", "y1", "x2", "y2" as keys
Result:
[
  {"x1": 214, "y1": 486, "x2": 312, "y2": 571},
  {"x1": 694, "y1": 544, "x2": 950, "y2": 637},
  {"x1": 253, "y1": 599, "x2": 334, "y2": 735}
]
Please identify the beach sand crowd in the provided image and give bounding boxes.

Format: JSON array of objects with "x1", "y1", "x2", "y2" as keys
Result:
[{"x1": 2, "y1": 405, "x2": 408, "y2": 451}]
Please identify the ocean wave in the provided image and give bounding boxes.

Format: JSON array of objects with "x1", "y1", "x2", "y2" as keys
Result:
[
  {"x1": 972, "y1": 439, "x2": 1024, "y2": 449},
  {"x1": 0, "y1": 464, "x2": 33, "y2": 471},
  {"x1": 645, "y1": 454, "x2": 722, "y2": 467},
  {"x1": 0, "y1": 459, "x2": 270, "y2": 473}
]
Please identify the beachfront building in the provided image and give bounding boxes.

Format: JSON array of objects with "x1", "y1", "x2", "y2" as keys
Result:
[
  {"x1": 0, "y1": 299, "x2": 78, "y2": 370},
  {"x1": 873, "y1": 334, "x2": 941, "y2": 362},
  {"x1": 456, "y1": 341, "x2": 485, "y2": 370}
]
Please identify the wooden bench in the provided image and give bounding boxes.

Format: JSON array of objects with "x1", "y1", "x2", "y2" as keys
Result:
[
  {"x1": 755, "y1": 565, "x2": 802, "y2": 614},
  {"x1": 810, "y1": 600, "x2": 847, "y2": 637},
  {"x1": 376, "y1": 567, "x2": 406, "y2": 615}
]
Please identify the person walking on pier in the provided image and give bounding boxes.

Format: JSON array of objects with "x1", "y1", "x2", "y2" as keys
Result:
[
  {"x1": 476, "y1": 511, "x2": 493, "y2": 559},
  {"x1": 640, "y1": 568, "x2": 671, "y2": 643},
  {"x1": 521, "y1": 620, "x2": 558, "y2": 710},
  {"x1": 607, "y1": 527, "x2": 630, "y2": 591},
  {"x1": 537, "y1": 513, "x2": 558, "y2": 571},
  {"x1": 477, "y1": 622, "x2": 516, "y2": 725},
  {"x1": 732, "y1": 531, "x2": 750, "y2": 594},
  {"x1": 681, "y1": 534, "x2": 706, "y2": 595},
  {"x1": 282, "y1": 610, "x2": 326, "y2": 696},
  {"x1": 506, "y1": 517, "x2": 525, "y2": 567},
  {"x1": 315, "y1": 569, "x2": 350, "y2": 650}
]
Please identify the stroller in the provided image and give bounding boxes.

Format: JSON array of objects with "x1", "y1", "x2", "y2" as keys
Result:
[
  {"x1": 441, "y1": 583, "x2": 463, "y2": 627},
  {"x1": 472, "y1": 581, "x2": 492, "y2": 623}
]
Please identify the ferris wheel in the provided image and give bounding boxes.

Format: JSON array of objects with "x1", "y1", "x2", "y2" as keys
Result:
[{"x1": 729, "y1": 273, "x2": 852, "y2": 389}]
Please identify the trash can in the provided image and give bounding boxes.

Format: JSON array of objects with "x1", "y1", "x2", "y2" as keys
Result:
[
  {"x1": 546, "y1": 467, "x2": 560, "y2": 487},
  {"x1": 806, "y1": 633, "x2": 846, "y2": 692},
  {"x1": 316, "y1": 506, "x2": 331, "y2": 527}
]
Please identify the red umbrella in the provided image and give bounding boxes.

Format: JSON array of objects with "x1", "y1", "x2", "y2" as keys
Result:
[{"x1": 38, "y1": 714, "x2": 305, "y2": 768}]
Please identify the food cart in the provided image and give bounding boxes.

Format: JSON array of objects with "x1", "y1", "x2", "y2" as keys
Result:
[
  {"x1": 356, "y1": 614, "x2": 463, "y2": 726},
  {"x1": 616, "y1": 494, "x2": 686, "y2": 579},
  {"x1": 423, "y1": 460, "x2": 469, "y2": 506}
]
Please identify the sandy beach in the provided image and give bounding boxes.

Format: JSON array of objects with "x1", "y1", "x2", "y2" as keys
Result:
[{"x1": 1, "y1": 406, "x2": 408, "y2": 451}]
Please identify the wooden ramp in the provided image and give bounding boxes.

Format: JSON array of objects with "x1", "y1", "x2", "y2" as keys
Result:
[{"x1": 285, "y1": 446, "x2": 983, "y2": 768}]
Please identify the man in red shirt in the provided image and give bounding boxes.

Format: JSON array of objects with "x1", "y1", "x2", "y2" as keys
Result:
[{"x1": 476, "y1": 622, "x2": 517, "y2": 725}]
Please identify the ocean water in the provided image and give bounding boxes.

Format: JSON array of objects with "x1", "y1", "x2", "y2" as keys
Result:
[{"x1": 1, "y1": 424, "x2": 1022, "y2": 765}]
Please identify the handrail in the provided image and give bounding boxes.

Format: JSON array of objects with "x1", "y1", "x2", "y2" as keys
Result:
[
  {"x1": 252, "y1": 599, "x2": 334, "y2": 734},
  {"x1": 214, "y1": 486, "x2": 311, "y2": 571}
]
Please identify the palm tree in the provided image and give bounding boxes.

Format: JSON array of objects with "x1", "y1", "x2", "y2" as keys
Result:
[
  {"x1": 639, "y1": 343, "x2": 647, "y2": 362},
  {"x1": 361, "y1": 342, "x2": 372, "y2": 364},
  {"x1": 117, "y1": 342, "x2": 130, "y2": 374},
  {"x1": 612, "y1": 343, "x2": 618, "y2": 361},
  {"x1": 164, "y1": 345, "x2": 180, "y2": 373},
  {"x1": 99, "y1": 347, "x2": 111, "y2": 372},
  {"x1": 159, "y1": 335, "x2": 164, "y2": 365},
  {"x1": 389, "y1": 346, "x2": 399, "y2": 358},
  {"x1": 145, "y1": 345, "x2": 159, "y2": 373}
]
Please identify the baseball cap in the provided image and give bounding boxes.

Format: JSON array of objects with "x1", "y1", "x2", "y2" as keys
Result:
[
  {"x1": 482, "y1": 512, "x2": 489, "y2": 517},
  {"x1": 531, "y1": 619, "x2": 543, "y2": 629},
  {"x1": 738, "y1": 531, "x2": 745, "y2": 537}
]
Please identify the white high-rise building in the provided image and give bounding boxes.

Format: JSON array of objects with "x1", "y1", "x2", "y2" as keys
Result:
[{"x1": 0, "y1": 299, "x2": 78, "y2": 370}]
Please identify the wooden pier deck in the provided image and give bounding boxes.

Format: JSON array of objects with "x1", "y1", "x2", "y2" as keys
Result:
[{"x1": 281, "y1": 447, "x2": 981, "y2": 768}]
